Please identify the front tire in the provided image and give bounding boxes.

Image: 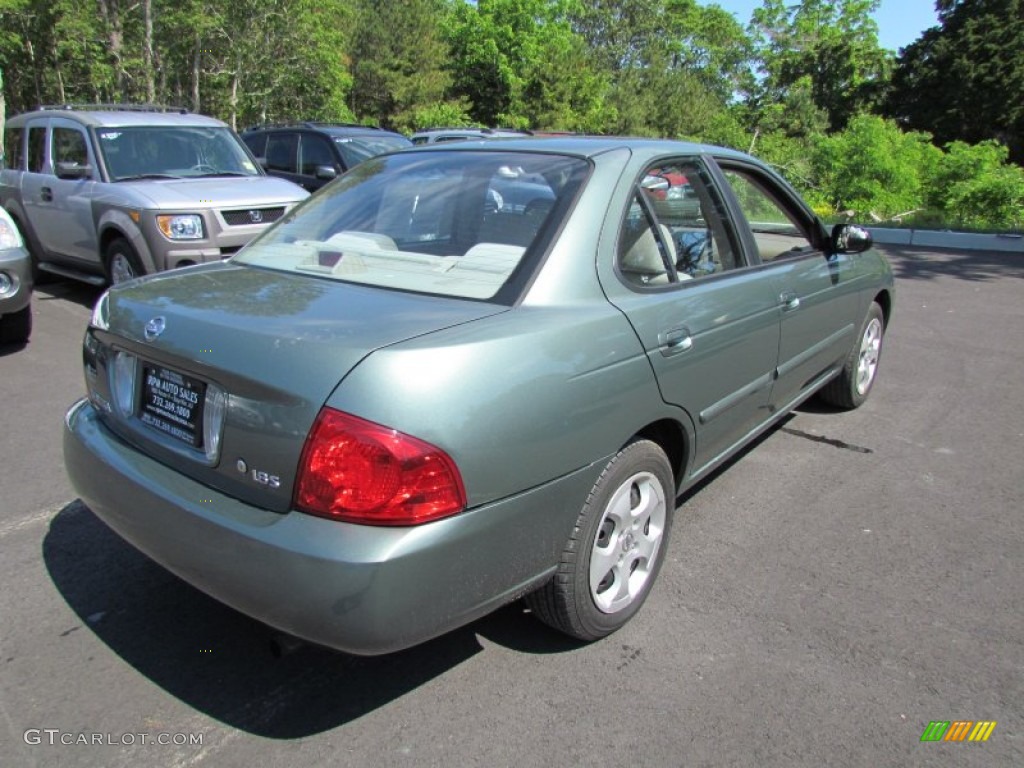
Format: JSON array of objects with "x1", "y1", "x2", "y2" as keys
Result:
[
  {"x1": 106, "y1": 238, "x2": 144, "y2": 285},
  {"x1": 820, "y1": 301, "x2": 885, "y2": 409},
  {"x1": 527, "y1": 439, "x2": 674, "y2": 641}
]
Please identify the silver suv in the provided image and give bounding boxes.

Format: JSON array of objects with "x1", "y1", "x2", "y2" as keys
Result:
[{"x1": 0, "y1": 105, "x2": 308, "y2": 285}]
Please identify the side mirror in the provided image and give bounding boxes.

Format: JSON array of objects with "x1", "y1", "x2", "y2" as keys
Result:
[
  {"x1": 55, "y1": 161, "x2": 92, "y2": 180},
  {"x1": 831, "y1": 223, "x2": 872, "y2": 254},
  {"x1": 314, "y1": 165, "x2": 338, "y2": 181}
]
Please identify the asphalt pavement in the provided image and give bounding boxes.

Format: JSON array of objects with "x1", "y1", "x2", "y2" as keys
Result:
[{"x1": 0, "y1": 245, "x2": 1021, "y2": 767}]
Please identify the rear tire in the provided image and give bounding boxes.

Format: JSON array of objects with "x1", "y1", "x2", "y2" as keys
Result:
[
  {"x1": 820, "y1": 301, "x2": 885, "y2": 409},
  {"x1": 106, "y1": 238, "x2": 144, "y2": 285},
  {"x1": 527, "y1": 439, "x2": 674, "y2": 641},
  {"x1": 0, "y1": 304, "x2": 32, "y2": 345}
]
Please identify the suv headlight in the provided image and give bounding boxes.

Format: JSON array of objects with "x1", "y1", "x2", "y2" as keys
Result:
[
  {"x1": 156, "y1": 214, "x2": 204, "y2": 240},
  {"x1": 0, "y1": 212, "x2": 24, "y2": 249}
]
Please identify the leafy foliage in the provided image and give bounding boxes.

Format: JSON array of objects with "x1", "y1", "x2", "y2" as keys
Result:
[
  {"x1": 885, "y1": 0, "x2": 1024, "y2": 165},
  {"x1": 748, "y1": 0, "x2": 891, "y2": 132},
  {"x1": 0, "y1": 0, "x2": 1021, "y2": 231}
]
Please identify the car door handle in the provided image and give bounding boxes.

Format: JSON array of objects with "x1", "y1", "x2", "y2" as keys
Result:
[
  {"x1": 780, "y1": 292, "x2": 800, "y2": 311},
  {"x1": 658, "y1": 327, "x2": 693, "y2": 356},
  {"x1": 41, "y1": 186, "x2": 53, "y2": 202}
]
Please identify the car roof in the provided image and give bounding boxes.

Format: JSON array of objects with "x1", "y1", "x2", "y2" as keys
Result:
[
  {"x1": 403, "y1": 135, "x2": 757, "y2": 164},
  {"x1": 243, "y1": 122, "x2": 407, "y2": 139},
  {"x1": 7, "y1": 107, "x2": 225, "y2": 130},
  {"x1": 410, "y1": 128, "x2": 531, "y2": 141}
]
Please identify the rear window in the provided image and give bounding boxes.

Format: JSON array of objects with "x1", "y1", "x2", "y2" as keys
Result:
[
  {"x1": 3, "y1": 127, "x2": 24, "y2": 170},
  {"x1": 235, "y1": 150, "x2": 588, "y2": 301}
]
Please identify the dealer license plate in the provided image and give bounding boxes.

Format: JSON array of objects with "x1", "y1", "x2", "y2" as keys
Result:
[{"x1": 139, "y1": 364, "x2": 206, "y2": 447}]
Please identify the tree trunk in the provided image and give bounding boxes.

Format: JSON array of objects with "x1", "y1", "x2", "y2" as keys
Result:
[
  {"x1": 191, "y1": 35, "x2": 201, "y2": 112},
  {"x1": 96, "y1": 0, "x2": 126, "y2": 98},
  {"x1": 1, "y1": 68, "x2": 5, "y2": 151},
  {"x1": 229, "y1": 67, "x2": 239, "y2": 130},
  {"x1": 143, "y1": 0, "x2": 155, "y2": 102}
]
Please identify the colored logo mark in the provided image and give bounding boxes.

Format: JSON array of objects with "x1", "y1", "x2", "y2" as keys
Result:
[{"x1": 920, "y1": 721, "x2": 997, "y2": 742}]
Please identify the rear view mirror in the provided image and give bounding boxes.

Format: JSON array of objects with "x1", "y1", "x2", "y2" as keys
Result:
[{"x1": 831, "y1": 223, "x2": 872, "y2": 254}]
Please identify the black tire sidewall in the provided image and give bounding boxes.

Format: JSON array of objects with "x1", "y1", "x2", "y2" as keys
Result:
[
  {"x1": 105, "y1": 238, "x2": 143, "y2": 284},
  {"x1": 568, "y1": 439, "x2": 674, "y2": 639}
]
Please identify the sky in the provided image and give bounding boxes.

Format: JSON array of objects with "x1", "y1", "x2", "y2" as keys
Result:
[{"x1": 714, "y1": 0, "x2": 940, "y2": 53}]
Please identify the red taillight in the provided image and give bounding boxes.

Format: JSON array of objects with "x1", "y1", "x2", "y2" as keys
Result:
[{"x1": 294, "y1": 408, "x2": 467, "y2": 526}]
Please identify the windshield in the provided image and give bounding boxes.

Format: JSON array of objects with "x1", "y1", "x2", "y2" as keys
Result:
[
  {"x1": 333, "y1": 135, "x2": 412, "y2": 168},
  {"x1": 97, "y1": 126, "x2": 261, "y2": 180},
  {"x1": 235, "y1": 150, "x2": 589, "y2": 301}
]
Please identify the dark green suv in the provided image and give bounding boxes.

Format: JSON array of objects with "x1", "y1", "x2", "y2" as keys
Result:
[{"x1": 241, "y1": 122, "x2": 411, "y2": 192}]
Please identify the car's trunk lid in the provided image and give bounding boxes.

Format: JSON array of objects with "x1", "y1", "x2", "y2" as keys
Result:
[{"x1": 86, "y1": 261, "x2": 506, "y2": 512}]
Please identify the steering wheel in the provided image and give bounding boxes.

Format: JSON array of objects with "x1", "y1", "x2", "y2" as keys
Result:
[{"x1": 190, "y1": 163, "x2": 218, "y2": 174}]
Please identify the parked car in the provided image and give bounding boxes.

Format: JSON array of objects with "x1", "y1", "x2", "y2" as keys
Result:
[
  {"x1": 410, "y1": 127, "x2": 533, "y2": 144},
  {"x1": 64, "y1": 137, "x2": 894, "y2": 655},
  {"x1": 241, "y1": 122, "x2": 412, "y2": 192},
  {"x1": 0, "y1": 206, "x2": 32, "y2": 345},
  {"x1": 0, "y1": 105, "x2": 308, "y2": 286}
]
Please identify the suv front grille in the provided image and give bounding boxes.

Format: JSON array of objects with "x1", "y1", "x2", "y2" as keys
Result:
[{"x1": 221, "y1": 207, "x2": 285, "y2": 226}]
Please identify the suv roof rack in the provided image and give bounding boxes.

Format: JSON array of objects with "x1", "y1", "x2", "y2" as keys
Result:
[
  {"x1": 243, "y1": 121, "x2": 388, "y2": 132},
  {"x1": 416, "y1": 127, "x2": 534, "y2": 135},
  {"x1": 39, "y1": 103, "x2": 189, "y2": 114}
]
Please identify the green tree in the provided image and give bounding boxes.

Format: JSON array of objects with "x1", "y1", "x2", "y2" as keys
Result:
[
  {"x1": 444, "y1": 0, "x2": 612, "y2": 130},
  {"x1": 885, "y1": 0, "x2": 1024, "y2": 164},
  {"x1": 567, "y1": 0, "x2": 752, "y2": 138},
  {"x1": 348, "y1": 0, "x2": 452, "y2": 130},
  {"x1": 928, "y1": 141, "x2": 1024, "y2": 229},
  {"x1": 749, "y1": 0, "x2": 891, "y2": 133},
  {"x1": 811, "y1": 114, "x2": 941, "y2": 218}
]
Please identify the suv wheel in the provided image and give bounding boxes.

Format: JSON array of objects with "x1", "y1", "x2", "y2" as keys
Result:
[{"x1": 106, "y1": 238, "x2": 143, "y2": 285}]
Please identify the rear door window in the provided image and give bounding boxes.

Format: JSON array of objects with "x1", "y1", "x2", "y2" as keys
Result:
[
  {"x1": 27, "y1": 126, "x2": 46, "y2": 173},
  {"x1": 616, "y1": 159, "x2": 742, "y2": 288},
  {"x1": 3, "y1": 127, "x2": 24, "y2": 170}
]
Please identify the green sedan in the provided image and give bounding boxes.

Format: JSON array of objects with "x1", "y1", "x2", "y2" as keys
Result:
[{"x1": 64, "y1": 138, "x2": 894, "y2": 654}]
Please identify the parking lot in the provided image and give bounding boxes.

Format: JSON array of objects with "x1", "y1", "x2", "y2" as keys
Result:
[{"x1": 1, "y1": 245, "x2": 1021, "y2": 767}]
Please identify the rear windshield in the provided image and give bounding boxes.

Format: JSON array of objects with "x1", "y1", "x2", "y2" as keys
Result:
[
  {"x1": 97, "y1": 126, "x2": 261, "y2": 180},
  {"x1": 234, "y1": 150, "x2": 589, "y2": 301}
]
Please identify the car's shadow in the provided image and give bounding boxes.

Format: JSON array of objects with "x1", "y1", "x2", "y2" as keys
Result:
[
  {"x1": 42, "y1": 500, "x2": 584, "y2": 738},
  {"x1": 0, "y1": 338, "x2": 29, "y2": 356},
  {"x1": 43, "y1": 414, "x2": 794, "y2": 737},
  {"x1": 33, "y1": 277, "x2": 105, "y2": 309},
  {"x1": 880, "y1": 244, "x2": 1024, "y2": 282}
]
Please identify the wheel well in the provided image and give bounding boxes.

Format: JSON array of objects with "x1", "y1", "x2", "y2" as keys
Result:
[
  {"x1": 634, "y1": 419, "x2": 688, "y2": 488},
  {"x1": 873, "y1": 290, "x2": 893, "y2": 327},
  {"x1": 99, "y1": 228, "x2": 129, "y2": 256}
]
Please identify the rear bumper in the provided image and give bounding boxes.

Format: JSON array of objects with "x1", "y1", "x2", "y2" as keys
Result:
[{"x1": 63, "y1": 399, "x2": 599, "y2": 655}]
